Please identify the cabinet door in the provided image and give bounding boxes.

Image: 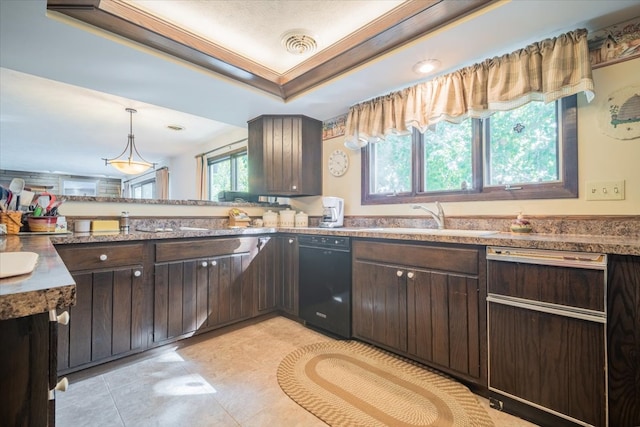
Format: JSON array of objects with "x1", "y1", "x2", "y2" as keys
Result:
[
  {"x1": 489, "y1": 303, "x2": 606, "y2": 427},
  {"x1": 208, "y1": 253, "x2": 254, "y2": 327},
  {"x1": 352, "y1": 260, "x2": 407, "y2": 352},
  {"x1": 407, "y1": 270, "x2": 480, "y2": 379},
  {"x1": 59, "y1": 265, "x2": 144, "y2": 369},
  {"x1": 280, "y1": 236, "x2": 299, "y2": 315},
  {"x1": 608, "y1": 255, "x2": 640, "y2": 427},
  {"x1": 0, "y1": 313, "x2": 50, "y2": 427},
  {"x1": 153, "y1": 260, "x2": 201, "y2": 343},
  {"x1": 255, "y1": 237, "x2": 279, "y2": 314},
  {"x1": 248, "y1": 115, "x2": 321, "y2": 196}
]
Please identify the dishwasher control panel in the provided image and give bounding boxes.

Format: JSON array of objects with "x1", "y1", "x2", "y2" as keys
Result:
[{"x1": 298, "y1": 235, "x2": 350, "y2": 251}]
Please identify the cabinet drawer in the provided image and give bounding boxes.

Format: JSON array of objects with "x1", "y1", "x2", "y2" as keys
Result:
[
  {"x1": 353, "y1": 241, "x2": 479, "y2": 275},
  {"x1": 57, "y1": 243, "x2": 144, "y2": 271},
  {"x1": 155, "y1": 237, "x2": 258, "y2": 263},
  {"x1": 487, "y1": 260, "x2": 605, "y2": 312}
]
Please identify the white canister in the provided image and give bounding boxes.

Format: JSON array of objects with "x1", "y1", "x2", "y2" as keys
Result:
[
  {"x1": 279, "y1": 209, "x2": 295, "y2": 227},
  {"x1": 75, "y1": 220, "x2": 91, "y2": 233},
  {"x1": 294, "y1": 211, "x2": 308, "y2": 228},
  {"x1": 262, "y1": 210, "x2": 278, "y2": 227}
]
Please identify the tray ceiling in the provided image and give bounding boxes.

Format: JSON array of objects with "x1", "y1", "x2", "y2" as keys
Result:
[{"x1": 46, "y1": 0, "x2": 494, "y2": 99}]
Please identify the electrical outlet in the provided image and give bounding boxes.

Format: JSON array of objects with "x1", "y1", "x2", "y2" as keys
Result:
[{"x1": 586, "y1": 180, "x2": 625, "y2": 201}]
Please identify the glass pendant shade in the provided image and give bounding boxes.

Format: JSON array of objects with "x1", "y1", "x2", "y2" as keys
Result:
[
  {"x1": 104, "y1": 108, "x2": 156, "y2": 175},
  {"x1": 107, "y1": 158, "x2": 153, "y2": 175}
]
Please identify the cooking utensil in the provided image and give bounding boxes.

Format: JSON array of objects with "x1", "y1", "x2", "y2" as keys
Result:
[
  {"x1": 47, "y1": 200, "x2": 64, "y2": 216},
  {"x1": 37, "y1": 192, "x2": 57, "y2": 213},
  {"x1": 6, "y1": 191, "x2": 13, "y2": 210},
  {"x1": 19, "y1": 190, "x2": 35, "y2": 210},
  {"x1": 8, "y1": 178, "x2": 25, "y2": 210}
]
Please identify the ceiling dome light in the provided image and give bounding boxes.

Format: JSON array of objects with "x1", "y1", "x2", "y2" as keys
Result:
[
  {"x1": 281, "y1": 29, "x2": 318, "y2": 55},
  {"x1": 413, "y1": 59, "x2": 441, "y2": 75},
  {"x1": 103, "y1": 108, "x2": 156, "y2": 175}
]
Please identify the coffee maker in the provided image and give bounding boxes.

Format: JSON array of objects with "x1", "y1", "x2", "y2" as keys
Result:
[{"x1": 319, "y1": 196, "x2": 344, "y2": 228}]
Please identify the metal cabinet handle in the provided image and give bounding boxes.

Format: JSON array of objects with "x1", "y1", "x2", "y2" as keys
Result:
[
  {"x1": 397, "y1": 270, "x2": 403, "y2": 277},
  {"x1": 49, "y1": 310, "x2": 70, "y2": 325},
  {"x1": 289, "y1": 239, "x2": 294, "y2": 244},
  {"x1": 211, "y1": 260, "x2": 217, "y2": 266},
  {"x1": 57, "y1": 311, "x2": 70, "y2": 325},
  {"x1": 99, "y1": 254, "x2": 108, "y2": 261},
  {"x1": 54, "y1": 377, "x2": 68, "y2": 392},
  {"x1": 201, "y1": 261, "x2": 208, "y2": 267},
  {"x1": 407, "y1": 272, "x2": 415, "y2": 279},
  {"x1": 134, "y1": 270, "x2": 142, "y2": 277},
  {"x1": 49, "y1": 377, "x2": 69, "y2": 399}
]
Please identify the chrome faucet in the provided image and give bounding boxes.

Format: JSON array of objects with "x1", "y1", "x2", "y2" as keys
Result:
[{"x1": 412, "y1": 202, "x2": 445, "y2": 229}]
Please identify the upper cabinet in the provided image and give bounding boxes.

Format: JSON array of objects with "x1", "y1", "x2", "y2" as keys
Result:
[{"x1": 248, "y1": 115, "x2": 322, "y2": 197}]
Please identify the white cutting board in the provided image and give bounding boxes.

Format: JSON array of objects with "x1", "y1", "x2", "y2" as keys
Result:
[{"x1": 0, "y1": 252, "x2": 39, "y2": 279}]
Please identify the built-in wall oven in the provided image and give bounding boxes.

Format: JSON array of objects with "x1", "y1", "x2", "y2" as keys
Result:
[{"x1": 298, "y1": 235, "x2": 351, "y2": 338}]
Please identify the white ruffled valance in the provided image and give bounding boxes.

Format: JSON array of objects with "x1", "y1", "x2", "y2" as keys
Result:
[{"x1": 345, "y1": 29, "x2": 594, "y2": 149}]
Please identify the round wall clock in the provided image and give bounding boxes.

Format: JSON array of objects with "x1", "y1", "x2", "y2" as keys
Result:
[{"x1": 328, "y1": 149, "x2": 349, "y2": 177}]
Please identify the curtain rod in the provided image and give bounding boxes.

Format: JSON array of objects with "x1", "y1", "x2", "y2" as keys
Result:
[
  {"x1": 122, "y1": 166, "x2": 167, "y2": 183},
  {"x1": 195, "y1": 138, "x2": 248, "y2": 158}
]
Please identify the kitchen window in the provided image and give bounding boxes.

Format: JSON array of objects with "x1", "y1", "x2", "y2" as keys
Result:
[
  {"x1": 362, "y1": 95, "x2": 577, "y2": 204},
  {"x1": 131, "y1": 179, "x2": 155, "y2": 199},
  {"x1": 208, "y1": 148, "x2": 248, "y2": 200}
]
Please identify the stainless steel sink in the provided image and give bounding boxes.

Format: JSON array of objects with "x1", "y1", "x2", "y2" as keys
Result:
[{"x1": 359, "y1": 227, "x2": 498, "y2": 237}]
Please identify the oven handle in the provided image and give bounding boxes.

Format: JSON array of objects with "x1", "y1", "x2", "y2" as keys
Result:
[{"x1": 487, "y1": 294, "x2": 606, "y2": 323}]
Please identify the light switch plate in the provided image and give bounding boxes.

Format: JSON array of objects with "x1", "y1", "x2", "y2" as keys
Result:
[{"x1": 586, "y1": 180, "x2": 625, "y2": 201}]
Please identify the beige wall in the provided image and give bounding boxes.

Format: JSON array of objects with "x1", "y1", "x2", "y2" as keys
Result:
[{"x1": 292, "y1": 58, "x2": 640, "y2": 218}]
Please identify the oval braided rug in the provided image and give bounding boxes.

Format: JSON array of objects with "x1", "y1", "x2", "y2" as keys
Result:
[{"x1": 277, "y1": 341, "x2": 495, "y2": 427}]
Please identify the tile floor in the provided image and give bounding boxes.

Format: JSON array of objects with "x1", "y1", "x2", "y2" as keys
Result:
[{"x1": 56, "y1": 316, "x2": 538, "y2": 426}]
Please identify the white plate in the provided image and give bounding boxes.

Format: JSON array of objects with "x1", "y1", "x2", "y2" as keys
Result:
[{"x1": 0, "y1": 252, "x2": 39, "y2": 279}]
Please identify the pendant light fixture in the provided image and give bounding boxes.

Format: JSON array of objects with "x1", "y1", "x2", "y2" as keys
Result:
[{"x1": 103, "y1": 108, "x2": 156, "y2": 175}]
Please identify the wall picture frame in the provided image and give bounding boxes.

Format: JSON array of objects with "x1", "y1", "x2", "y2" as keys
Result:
[
  {"x1": 588, "y1": 17, "x2": 640, "y2": 69},
  {"x1": 323, "y1": 114, "x2": 347, "y2": 140}
]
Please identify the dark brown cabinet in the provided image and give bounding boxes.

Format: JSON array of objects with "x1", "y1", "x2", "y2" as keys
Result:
[
  {"x1": 0, "y1": 312, "x2": 51, "y2": 426},
  {"x1": 353, "y1": 260, "x2": 407, "y2": 351},
  {"x1": 248, "y1": 115, "x2": 322, "y2": 196},
  {"x1": 56, "y1": 243, "x2": 146, "y2": 373},
  {"x1": 352, "y1": 240, "x2": 485, "y2": 384},
  {"x1": 153, "y1": 237, "x2": 258, "y2": 344},
  {"x1": 608, "y1": 254, "x2": 640, "y2": 427},
  {"x1": 487, "y1": 248, "x2": 607, "y2": 427},
  {"x1": 254, "y1": 236, "x2": 280, "y2": 314},
  {"x1": 280, "y1": 235, "x2": 299, "y2": 316}
]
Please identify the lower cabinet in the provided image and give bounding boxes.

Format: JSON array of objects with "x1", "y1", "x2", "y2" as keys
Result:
[
  {"x1": 352, "y1": 240, "x2": 485, "y2": 385},
  {"x1": 0, "y1": 313, "x2": 51, "y2": 426},
  {"x1": 280, "y1": 235, "x2": 299, "y2": 316},
  {"x1": 152, "y1": 237, "x2": 258, "y2": 344},
  {"x1": 55, "y1": 243, "x2": 146, "y2": 373},
  {"x1": 254, "y1": 236, "x2": 280, "y2": 314},
  {"x1": 608, "y1": 254, "x2": 640, "y2": 427}
]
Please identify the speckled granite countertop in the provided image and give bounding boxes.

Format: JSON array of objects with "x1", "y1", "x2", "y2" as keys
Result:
[
  {"x1": 0, "y1": 235, "x2": 76, "y2": 321},
  {"x1": 47, "y1": 226, "x2": 640, "y2": 256},
  {"x1": 3, "y1": 226, "x2": 637, "y2": 320}
]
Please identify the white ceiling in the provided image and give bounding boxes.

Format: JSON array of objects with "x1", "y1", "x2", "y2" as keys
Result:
[
  {"x1": 124, "y1": 0, "x2": 406, "y2": 74},
  {"x1": 1, "y1": 0, "x2": 639, "y2": 179}
]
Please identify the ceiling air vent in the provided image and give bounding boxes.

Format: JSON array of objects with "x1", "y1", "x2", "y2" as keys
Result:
[{"x1": 281, "y1": 30, "x2": 317, "y2": 55}]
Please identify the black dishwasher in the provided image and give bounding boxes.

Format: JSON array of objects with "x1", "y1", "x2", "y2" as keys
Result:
[{"x1": 298, "y1": 235, "x2": 351, "y2": 338}]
